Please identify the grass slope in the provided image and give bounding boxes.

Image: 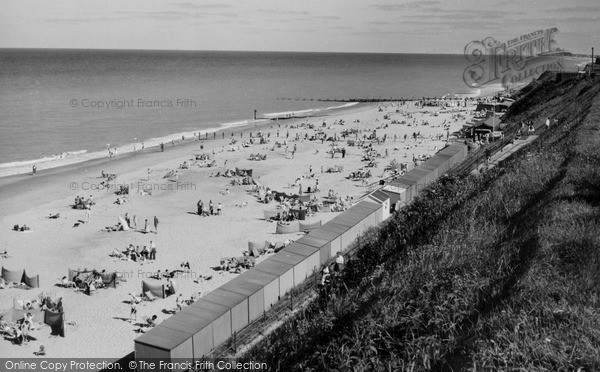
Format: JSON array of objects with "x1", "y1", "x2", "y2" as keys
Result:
[{"x1": 242, "y1": 76, "x2": 600, "y2": 372}]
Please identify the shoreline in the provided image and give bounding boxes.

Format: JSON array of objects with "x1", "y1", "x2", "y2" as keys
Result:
[
  {"x1": 0, "y1": 95, "x2": 482, "y2": 179},
  {"x1": 0, "y1": 102, "x2": 364, "y2": 179}
]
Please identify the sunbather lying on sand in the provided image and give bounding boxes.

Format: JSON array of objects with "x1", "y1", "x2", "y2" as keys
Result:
[
  {"x1": 134, "y1": 315, "x2": 158, "y2": 333},
  {"x1": 57, "y1": 276, "x2": 76, "y2": 288},
  {"x1": 109, "y1": 249, "x2": 125, "y2": 258},
  {"x1": 129, "y1": 293, "x2": 143, "y2": 304}
]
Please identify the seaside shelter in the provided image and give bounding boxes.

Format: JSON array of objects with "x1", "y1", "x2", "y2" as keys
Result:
[
  {"x1": 220, "y1": 269, "x2": 278, "y2": 323},
  {"x1": 186, "y1": 299, "x2": 231, "y2": 354},
  {"x1": 297, "y1": 228, "x2": 338, "y2": 263},
  {"x1": 268, "y1": 250, "x2": 308, "y2": 286},
  {"x1": 202, "y1": 288, "x2": 248, "y2": 335},
  {"x1": 390, "y1": 174, "x2": 419, "y2": 204},
  {"x1": 253, "y1": 258, "x2": 294, "y2": 298},
  {"x1": 327, "y1": 206, "x2": 371, "y2": 250},
  {"x1": 282, "y1": 241, "x2": 320, "y2": 277},
  {"x1": 365, "y1": 189, "x2": 391, "y2": 221},
  {"x1": 135, "y1": 325, "x2": 193, "y2": 371}
]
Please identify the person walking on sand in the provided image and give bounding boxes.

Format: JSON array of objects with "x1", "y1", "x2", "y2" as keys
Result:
[
  {"x1": 160, "y1": 142, "x2": 164, "y2": 152},
  {"x1": 217, "y1": 202, "x2": 222, "y2": 215},
  {"x1": 32, "y1": 165, "x2": 37, "y2": 175},
  {"x1": 144, "y1": 219, "x2": 149, "y2": 233},
  {"x1": 197, "y1": 199, "x2": 203, "y2": 215},
  {"x1": 209, "y1": 200, "x2": 214, "y2": 215},
  {"x1": 176, "y1": 294, "x2": 184, "y2": 312},
  {"x1": 130, "y1": 301, "x2": 137, "y2": 322},
  {"x1": 132, "y1": 215, "x2": 138, "y2": 229},
  {"x1": 84, "y1": 207, "x2": 91, "y2": 223},
  {"x1": 153, "y1": 216, "x2": 159, "y2": 234},
  {"x1": 147, "y1": 168, "x2": 150, "y2": 181},
  {"x1": 149, "y1": 240, "x2": 156, "y2": 260}
]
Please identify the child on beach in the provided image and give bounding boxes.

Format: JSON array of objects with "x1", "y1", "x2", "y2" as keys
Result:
[
  {"x1": 176, "y1": 294, "x2": 184, "y2": 312},
  {"x1": 130, "y1": 302, "x2": 137, "y2": 322}
]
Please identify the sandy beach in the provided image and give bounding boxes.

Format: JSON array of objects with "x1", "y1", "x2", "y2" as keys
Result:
[{"x1": 0, "y1": 100, "x2": 474, "y2": 360}]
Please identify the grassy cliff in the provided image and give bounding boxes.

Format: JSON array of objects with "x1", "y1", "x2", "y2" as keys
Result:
[{"x1": 243, "y1": 75, "x2": 600, "y2": 371}]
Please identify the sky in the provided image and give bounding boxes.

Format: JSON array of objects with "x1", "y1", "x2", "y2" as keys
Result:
[{"x1": 1, "y1": 0, "x2": 598, "y2": 54}]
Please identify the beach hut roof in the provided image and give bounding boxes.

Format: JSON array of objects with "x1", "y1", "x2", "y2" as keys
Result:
[
  {"x1": 269, "y1": 250, "x2": 306, "y2": 266},
  {"x1": 159, "y1": 313, "x2": 206, "y2": 334},
  {"x1": 202, "y1": 288, "x2": 247, "y2": 309},
  {"x1": 253, "y1": 258, "x2": 294, "y2": 277},
  {"x1": 135, "y1": 325, "x2": 190, "y2": 351},
  {"x1": 381, "y1": 189, "x2": 401, "y2": 205},
  {"x1": 177, "y1": 305, "x2": 222, "y2": 326},
  {"x1": 296, "y1": 233, "x2": 334, "y2": 249},
  {"x1": 220, "y1": 270, "x2": 274, "y2": 297},
  {"x1": 306, "y1": 228, "x2": 341, "y2": 241},
  {"x1": 329, "y1": 210, "x2": 367, "y2": 227},
  {"x1": 283, "y1": 242, "x2": 319, "y2": 257},
  {"x1": 388, "y1": 177, "x2": 417, "y2": 189},
  {"x1": 321, "y1": 221, "x2": 351, "y2": 235},
  {"x1": 185, "y1": 298, "x2": 231, "y2": 320},
  {"x1": 367, "y1": 190, "x2": 390, "y2": 204},
  {"x1": 348, "y1": 200, "x2": 381, "y2": 213}
]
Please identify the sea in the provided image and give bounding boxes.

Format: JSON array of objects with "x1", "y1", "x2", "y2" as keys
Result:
[{"x1": 0, "y1": 49, "x2": 486, "y2": 175}]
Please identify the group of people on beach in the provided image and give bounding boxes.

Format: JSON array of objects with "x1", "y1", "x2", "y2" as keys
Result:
[
  {"x1": 196, "y1": 199, "x2": 222, "y2": 216},
  {"x1": 1, "y1": 313, "x2": 35, "y2": 346},
  {"x1": 112, "y1": 213, "x2": 159, "y2": 234},
  {"x1": 112, "y1": 241, "x2": 157, "y2": 262}
]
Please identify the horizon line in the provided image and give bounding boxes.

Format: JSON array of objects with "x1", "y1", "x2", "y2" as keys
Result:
[
  {"x1": 0, "y1": 47, "x2": 470, "y2": 56},
  {"x1": 0, "y1": 47, "x2": 591, "y2": 58}
]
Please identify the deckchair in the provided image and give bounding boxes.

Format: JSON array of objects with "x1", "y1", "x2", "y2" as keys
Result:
[
  {"x1": 141, "y1": 316, "x2": 157, "y2": 327},
  {"x1": 1, "y1": 322, "x2": 17, "y2": 337},
  {"x1": 143, "y1": 291, "x2": 158, "y2": 302}
]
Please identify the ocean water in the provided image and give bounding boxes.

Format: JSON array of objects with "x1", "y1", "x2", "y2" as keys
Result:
[{"x1": 0, "y1": 49, "x2": 477, "y2": 172}]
